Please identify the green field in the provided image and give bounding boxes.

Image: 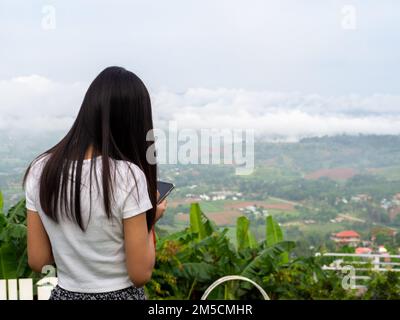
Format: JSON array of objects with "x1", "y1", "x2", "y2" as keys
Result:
[
  {"x1": 297, "y1": 222, "x2": 345, "y2": 235},
  {"x1": 372, "y1": 165, "x2": 400, "y2": 181},
  {"x1": 198, "y1": 200, "x2": 226, "y2": 213},
  {"x1": 240, "y1": 166, "x2": 302, "y2": 182}
]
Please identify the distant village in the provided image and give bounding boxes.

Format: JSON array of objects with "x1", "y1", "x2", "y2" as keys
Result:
[
  {"x1": 184, "y1": 186, "x2": 243, "y2": 202},
  {"x1": 181, "y1": 186, "x2": 400, "y2": 255},
  {"x1": 331, "y1": 192, "x2": 399, "y2": 253}
]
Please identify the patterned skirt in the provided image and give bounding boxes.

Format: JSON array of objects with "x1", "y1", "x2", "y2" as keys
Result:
[{"x1": 49, "y1": 284, "x2": 147, "y2": 300}]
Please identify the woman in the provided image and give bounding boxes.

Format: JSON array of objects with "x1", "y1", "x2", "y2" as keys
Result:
[{"x1": 23, "y1": 66, "x2": 166, "y2": 300}]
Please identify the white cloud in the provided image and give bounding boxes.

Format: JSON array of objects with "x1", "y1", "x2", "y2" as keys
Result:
[
  {"x1": 0, "y1": 75, "x2": 86, "y2": 133},
  {"x1": 0, "y1": 75, "x2": 86, "y2": 118},
  {"x1": 153, "y1": 88, "x2": 400, "y2": 140},
  {"x1": 1, "y1": 75, "x2": 400, "y2": 139}
]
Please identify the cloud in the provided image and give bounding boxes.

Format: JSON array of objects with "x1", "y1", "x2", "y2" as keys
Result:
[
  {"x1": 0, "y1": 74, "x2": 85, "y2": 116},
  {"x1": 1, "y1": 75, "x2": 400, "y2": 140},
  {"x1": 0, "y1": 75, "x2": 85, "y2": 133},
  {"x1": 153, "y1": 88, "x2": 400, "y2": 140}
]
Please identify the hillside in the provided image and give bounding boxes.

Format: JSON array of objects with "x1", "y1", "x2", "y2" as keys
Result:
[{"x1": 1, "y1": 133, "x2": 400, "y2": 254}]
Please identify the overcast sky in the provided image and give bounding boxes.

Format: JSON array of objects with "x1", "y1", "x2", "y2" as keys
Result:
[{"x1": 1, "y1": 0, "x2": 399, "y2": 139}]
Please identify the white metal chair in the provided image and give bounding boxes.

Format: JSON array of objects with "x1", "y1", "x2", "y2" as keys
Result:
[{"x1": 201, "y1": 275, "x2": 270, "y2": 300}]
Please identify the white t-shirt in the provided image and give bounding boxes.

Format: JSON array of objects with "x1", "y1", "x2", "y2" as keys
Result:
[{"x1": 25, "y1": 155, "x2": 153, "y2": 293}]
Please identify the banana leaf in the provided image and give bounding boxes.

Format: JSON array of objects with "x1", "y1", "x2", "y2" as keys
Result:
[
  {"x1": 0, "y1": 242, "x2": 18, "y2": 279},
  {"x1": 189, "y1": 203, "x2": 207, "y2": 240},
  {"x1": 265, "y1": 215, "x2": 283, "y2": 247},
  {"x1": 236, "y1": 216, "x2": 250, "y2": 250},
  {"x1": 0, "y1": 191, "x2": 3, "y2": 214},
  {"x1": 241, "y1": 241, "x2": 295, "y2": 279}
]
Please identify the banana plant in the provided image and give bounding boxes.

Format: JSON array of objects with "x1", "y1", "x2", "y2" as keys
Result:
[
  {"x1": 189, "y1": 202, "x2": 215, "y2": 240},
  {"x1": 265, "y1": 215, "x2": 283, "y2": 246},
  {"x1": 0, "y1": 195, "x2": 33, "y2": 279},
  {"x1": 236, "y1": 216, "x2": 257, "y2": 250},
  {"x1": 0, "y1": 191, "x2": 3, "y2": 214},
  {"x1": 265, "y1": 215, "x2": 289, "y2": 263}
]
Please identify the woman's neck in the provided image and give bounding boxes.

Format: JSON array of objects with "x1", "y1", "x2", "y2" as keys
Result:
[{"x1": 84, "y1": 145, "x2": 95, "y2": 160}]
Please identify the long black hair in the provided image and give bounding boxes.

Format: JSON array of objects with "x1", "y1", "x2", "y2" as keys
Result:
[{"x1": 23, "y1": 66, "x2": 157, "y2": 231}]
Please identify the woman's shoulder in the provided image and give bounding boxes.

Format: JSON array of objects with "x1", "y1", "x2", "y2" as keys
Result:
[
  {"x1": 27, "y1": 154, "x2": 51, "y2": 179},
  {"x1": 114, "y1": 159, "x2": 144, "y2": 173},
  {"x1": 113, "y1": 159, "x2": 147, "y2": 185}
]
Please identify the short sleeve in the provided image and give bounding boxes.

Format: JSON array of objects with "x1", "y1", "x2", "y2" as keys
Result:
[
  {"x1": 25, "y1": 166, "x2": 39, "y2": 212},
  {"x1": 121, "y1": 165, "x2": 153, "y2": 219}
]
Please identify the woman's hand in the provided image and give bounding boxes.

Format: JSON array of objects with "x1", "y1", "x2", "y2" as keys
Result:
[{"x1": 155, "y1": 191, "x2": 167, "y2": 223}]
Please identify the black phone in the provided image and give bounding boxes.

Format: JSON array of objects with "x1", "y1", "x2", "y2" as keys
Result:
[{"x1": 157, "y1": 181, "x2": 175, "y2": 204}]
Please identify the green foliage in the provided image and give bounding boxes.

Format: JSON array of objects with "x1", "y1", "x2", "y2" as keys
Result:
[
  {"x1": 0, "y1": 243, "x2": 19, "y2": 279},
  {"x1": 262, "y1": 257, "x2": 357, "y2": 300},
  {"x1": 363, "y1": 272, "x2": 400, "y2": 300},
  {"x1": 240, "y1": 241, "x2": 295, "y2": 280},
  {"x1": 0, "y1": 199, "x2": 34, "y2": 280},
  {"x1": 147, "y1": 204, "x2": 400, "y2": 300},
  {"x1": 265, "y1": 215, "x2": 283, "y2": 246},
  {"x1": 189, "y1": 203, "x2": 209, "y2": 240},
  {"x1": 0, "y1": 191, "x2": 3, "y2": 213},
  {"x1": 1, "y1": 194, "x2": 399, "y2": 300},
  {"x1": 236, "y1": 216, "x2": 257, "y2": 250},
  {"x1": 265, "y1": 215, "x2": 289, "y2": 263},
  {"x1": 147, "y1": 207, "x2": 299, "y2": 299}
]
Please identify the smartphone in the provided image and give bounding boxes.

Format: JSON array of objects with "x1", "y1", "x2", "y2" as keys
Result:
[{"x1": 157, "y1": 181, "x2": 175, "y2": 204}]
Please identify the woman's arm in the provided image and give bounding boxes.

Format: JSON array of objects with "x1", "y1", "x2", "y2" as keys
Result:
[
  {"x1": 123, "y1": 198, "x2": 167, "y2": 287},
  {"x1": 27, "y1": 210, "x2": 54, "y2": 273},
  {"x1": 123, "y1": 213, "x2": 156, "y2": 287}
]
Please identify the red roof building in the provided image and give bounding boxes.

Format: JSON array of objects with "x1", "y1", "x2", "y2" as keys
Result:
[
  {"x1": 331, "y1": 230, "x2": 361, "y2": 246},
  {"x1": 335, "y1": 230, "x2": 360, "y2": 238},
  {"x1": 355, "y1": 247, "x2": 372, "y2": 254}
]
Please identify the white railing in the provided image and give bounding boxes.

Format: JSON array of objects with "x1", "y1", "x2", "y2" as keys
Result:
[
  {"x1": 316, "y1": 252, "x2": 400, "y2": 289},
  {"x1": 317, "y1": 252, "x2": 400, "y2": 272},
  {"x1": 0, "y1": 277, "x2": 57, "y2": 300}
]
